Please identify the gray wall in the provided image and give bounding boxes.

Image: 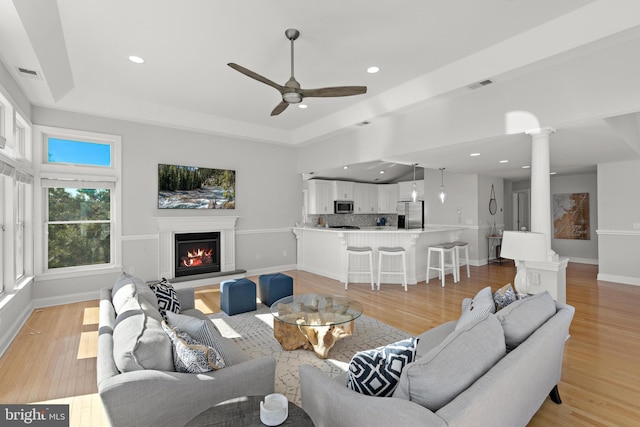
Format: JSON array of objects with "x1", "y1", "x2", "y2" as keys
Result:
[
  {"x1": 30, "y1": 107, "x2": 302, "y2": 303},
  {"x1": 597, "y1": 160, "x2": 640, "y2": 285}
]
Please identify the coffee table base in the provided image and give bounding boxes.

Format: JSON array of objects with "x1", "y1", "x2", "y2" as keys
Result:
[{"x1": 273, "y1": 315, "x2": 354, "y2": 359}]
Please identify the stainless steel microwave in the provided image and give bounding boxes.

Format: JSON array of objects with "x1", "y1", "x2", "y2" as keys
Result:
[{"x1": 334, "y1": 200, "x2": 354, "y2": 214}]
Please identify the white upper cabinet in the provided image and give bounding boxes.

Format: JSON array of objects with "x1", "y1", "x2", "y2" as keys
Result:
[
  {"x1": 397, "y1": 180, "x2": 424, "y2": 201},
  {"x1": 333, "y1": 181, "x2": 354, "y2": 200},
  {"x1": 307, "y1": 180, "x2": 333, "y2": 214},
  {"x1": 353, "y1": 183, "x2": 378, "y2": 214},
  {"x1": 378, "y1": 184, "x2": 400, "y2": 213}
]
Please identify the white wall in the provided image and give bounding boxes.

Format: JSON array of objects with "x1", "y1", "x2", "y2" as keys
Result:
[
  {"x1": 551, "y1": 173, "x2": 598, "y2": 264},
  {"x1": 597, "y1": 160, "x2": 640, "y2": 285},
  {"x1": 29, "y1": 107, "x2": 302, "y2": 304}
]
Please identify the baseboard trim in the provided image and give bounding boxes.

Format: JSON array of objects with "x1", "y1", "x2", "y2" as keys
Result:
[
  {"x1": 0, "y1": 302, "x2": 33, "y2": 358},
  {"x1": 597, "y1": 274, "x2": 640, "y2": 286}
]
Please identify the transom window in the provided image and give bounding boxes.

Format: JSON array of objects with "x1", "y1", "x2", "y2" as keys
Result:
[{"x1": 46, "y1": 138, "x2": 111, "y2": 167}]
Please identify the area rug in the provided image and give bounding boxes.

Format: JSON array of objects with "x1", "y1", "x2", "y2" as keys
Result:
[{"x1": 209, "y1": 306, "x2": 411, "y2": 405}]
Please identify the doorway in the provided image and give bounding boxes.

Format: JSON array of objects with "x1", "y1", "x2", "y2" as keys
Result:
[{"x1": 512, "y1": 190, "x2": 530, "y2": 231}]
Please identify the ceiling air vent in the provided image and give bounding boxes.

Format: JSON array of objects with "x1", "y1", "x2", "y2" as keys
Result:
[
  {"x1": 16, "y1": 66, "x2": 41, "y2": 80},
  {"x1": 468, "y1": 79, "x2": 494, "y2": 90}
]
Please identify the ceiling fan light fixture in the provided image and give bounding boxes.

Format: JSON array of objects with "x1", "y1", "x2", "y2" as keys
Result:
[{"x1": 283, "y1": 92, "x2": 302, "y2": 104}]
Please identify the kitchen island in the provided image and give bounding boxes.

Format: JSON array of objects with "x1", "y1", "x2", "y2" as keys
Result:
[{"x1": 292, "y1": 226, "x2": 464, "y2": 286}]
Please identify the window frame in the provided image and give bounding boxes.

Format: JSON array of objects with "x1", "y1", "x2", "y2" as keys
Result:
[{"x1": 34, "y1": 126, "x2": 122, "y2": 279}]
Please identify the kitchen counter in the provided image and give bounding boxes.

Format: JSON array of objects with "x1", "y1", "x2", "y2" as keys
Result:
[{"x1": 292, "y1": 226, "x2": 464, "y2": 285}]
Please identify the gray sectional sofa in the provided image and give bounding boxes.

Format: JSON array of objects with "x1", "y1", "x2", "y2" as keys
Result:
[
  {"x1": 300, "y1": 291, "x2": 574, "y2": 427},
  {"x1": 97, "y1": 273, "x2": 276, "y2": 427}
]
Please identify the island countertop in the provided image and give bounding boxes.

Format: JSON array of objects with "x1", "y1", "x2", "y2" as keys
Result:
[{"x1": 292, "y1": 225, "x2": 464, "y2": 285}]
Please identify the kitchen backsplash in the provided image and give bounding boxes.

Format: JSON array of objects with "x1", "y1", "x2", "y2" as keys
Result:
[{"x1": 306, "y1": 214, "x2": 397, "y2": 228}]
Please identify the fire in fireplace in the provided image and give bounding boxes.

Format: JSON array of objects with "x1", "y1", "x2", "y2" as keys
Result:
[{"x1": 174, "y1": 232, "x2": 221, "y2": 277}]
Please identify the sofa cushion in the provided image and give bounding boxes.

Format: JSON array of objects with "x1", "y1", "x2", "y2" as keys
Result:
[
  {"x1": 496, "y1": 290, "x2": 556, "y2": 350},
  {"x1": 161, "y1": 322, "x2": 225, "y2": 373},
  {"x1": 111, "y1": 272, "x2": 174, "y2": 372},
  {"x1": 149, "y1": 278, "x2": 181, "y2": 320},
  {"x1": 455, "y1": 286, "x2": 495, "y2": 330},
  {"x1": 493, "y1": 283, "x2": 517, "y2": 311},
  {"x1": 165, "y1": 311, "x2": 243, "y2": 366},
  {"x1": 393, "y1": 313, "x2": 506, "y2": 411},
  {"x1": 346, "y1": 338, "x2": 418, "y2": 397}
]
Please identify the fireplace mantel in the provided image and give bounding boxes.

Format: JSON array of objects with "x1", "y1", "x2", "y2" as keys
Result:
[{"x1": 155, "y1": 216, "x2": 239, "y2": 279}]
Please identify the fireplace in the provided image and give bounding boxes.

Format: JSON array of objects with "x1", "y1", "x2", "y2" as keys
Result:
[{"x1": 174, "y1": 232, "x2": 221, "y2": 277}]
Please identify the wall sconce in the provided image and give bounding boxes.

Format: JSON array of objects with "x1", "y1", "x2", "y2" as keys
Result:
[{"x1": 438, "y1": 168, "x2": 447, "y2": 204}]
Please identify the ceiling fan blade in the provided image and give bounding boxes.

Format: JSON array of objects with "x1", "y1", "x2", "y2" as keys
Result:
[
  {"x1": 300, "y1": 86, "x2": 367, "y2": 98},
  {"x1": 271, "y1": 101, "x2": 289, "y2": 116},
  {"x1": 228, "y1": 63, "x2": 286, "y2": 93}
]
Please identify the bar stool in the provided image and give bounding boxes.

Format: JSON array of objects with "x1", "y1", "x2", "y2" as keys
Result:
[
  {"x1": 426, "y1": 243, "x2": 458, "y2": 287},
  {"x1": 345, "y1": 246, "x2": 374, "y2": 290},
  {"x1": 377, "y1": 246, "x2": 408, "y2": 291},
  {"x1": 452, "y1": 241, "x2": 471, "y2": 280}
]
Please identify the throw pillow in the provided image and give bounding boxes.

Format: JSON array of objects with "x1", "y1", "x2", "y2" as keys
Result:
[
  {"x1": 161, "y1": 322, "x2": 225, "y2": 373},
  {"x1": 393, "y1": 313, "x2": 506, "y2": 411},
  {"x1": 346, "y1": 337, "x2": 418, "y2": 397},
  {"x1": 496, "y1": 290, "x2": 556, "y2": 350},
  {"x1": 165, "y1": 311, "x2": 233, "y2": 366},
  {"x1": 455, "y1": 286, "x2": 496, "y2": 330},
  {"x1": 493, "y1": 283, "x2": 516, "y2": 311},
  {"x1": 149, "y1": 278, "x2": 181, "y2": 321}
]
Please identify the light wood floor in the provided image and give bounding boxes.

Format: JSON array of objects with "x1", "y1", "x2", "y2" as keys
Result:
[{"x1": 1, "y1": 263, "x2": 639, "y2": 426}]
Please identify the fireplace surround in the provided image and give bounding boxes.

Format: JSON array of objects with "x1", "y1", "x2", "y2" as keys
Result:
[{"x1": 156, "y1": 216, "x2": 239, "y2": 280}]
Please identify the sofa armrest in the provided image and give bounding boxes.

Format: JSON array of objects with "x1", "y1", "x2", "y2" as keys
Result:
[
  {"x1": 299, "y1": 365, "x2": 447, "y2": 427},
  {"x1": 176, "y1": 287, "x2": 196, "y2": 311},
  {"x1": 99, "y1": 355, "x2": 276, "y2": 427},
  {"x1": 462, "y1": 297, "x2": 471, "y2": 312}
]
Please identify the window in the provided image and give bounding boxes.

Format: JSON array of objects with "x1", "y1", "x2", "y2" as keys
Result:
[{"x1": 37, "y1": 127, "x2": 121, "y2": 274}]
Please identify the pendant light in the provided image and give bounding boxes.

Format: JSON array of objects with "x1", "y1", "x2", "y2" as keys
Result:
[
  {"x1": 411, "y1": 163, "x2": 418, "y2": 203},
  {"x1": 438, "y1": 168, "x2": 447, "y2": 204}
]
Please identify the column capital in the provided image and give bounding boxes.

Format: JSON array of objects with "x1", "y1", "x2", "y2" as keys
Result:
[{"x1": 525, "y1": 127, "x2": 556, "y2": 137}]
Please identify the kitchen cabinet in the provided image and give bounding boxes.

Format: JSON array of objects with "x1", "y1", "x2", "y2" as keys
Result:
[
  {"x1": 378, "y1": 184, "x2": 400, "y2": 213},
  {"x1": 398, "y1": 180, "x2": 424, "y2": 201},
  {"x1": 354, "y1": 183, "x2": 378, "y2": 214},
  {"x1": 333, "y1": 181, "x2": 354, "y2": 200},
  {"x1": 307, "y1": 180, "x2": 333, "y2": 214}
]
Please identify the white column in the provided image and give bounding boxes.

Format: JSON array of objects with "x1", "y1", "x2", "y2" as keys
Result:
[{"x1": 526, "y1": 127, "x2": 557, "y2": 261}]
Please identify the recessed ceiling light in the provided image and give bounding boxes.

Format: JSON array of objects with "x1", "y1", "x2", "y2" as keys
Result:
[
  {"x1": 550, "y1": 172, "x2": 557, "y2": 175},
  {"x1": 367, "y1": 66, "x2": 379, "y2": 74},
  {"x1": 298, "y1": 104, "x2": 308, "y2": 109},
  {"x1": 522, "y1": 165, "x2": 531, "y2": 169},
  {"x1": 380, "y1": 170, "x2": 385, "y2": 174},
  {"x1": 343, "y1": 165, "x2": 348, "y2": 170},
  {"x1": 470, "y1": 153, "x2": 481, "y2": 157},
  {"x1": 128, "y1": 55, "x2": 144, "y2": 64},
  {"x1": 499, "y1": 160, "x2": 509, "y2": 163}
]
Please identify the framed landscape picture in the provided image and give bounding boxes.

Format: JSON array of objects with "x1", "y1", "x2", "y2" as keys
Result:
[{"x1": 158, "y1": 164, "x2": 235, "y2": 209}]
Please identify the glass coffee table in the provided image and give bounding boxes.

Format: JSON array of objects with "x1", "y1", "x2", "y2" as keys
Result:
[{"x1": 270, "y1": 294, "x2": 363, "y2": 359}]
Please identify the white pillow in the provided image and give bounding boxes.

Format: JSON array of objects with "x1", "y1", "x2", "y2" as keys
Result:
[{"x1": 455, "y1": 286, "x2": 496, "y2": 330}]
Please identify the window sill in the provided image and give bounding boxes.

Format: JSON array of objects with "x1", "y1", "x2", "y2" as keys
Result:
[{"x1": 36, "y1": 265, "x2": 124, "y2": 282}]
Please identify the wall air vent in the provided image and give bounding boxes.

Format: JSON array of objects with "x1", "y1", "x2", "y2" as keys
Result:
[
  {"x1": 16, "y1": 66, "x2": 42, "y2": 80},
  {"x1": 468, "y1": 79, "x2": 494, "y2": 90}
]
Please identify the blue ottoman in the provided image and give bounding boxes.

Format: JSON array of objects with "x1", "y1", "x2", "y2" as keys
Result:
[
  {"x1": 220, "y1": 278, "x2": 257, "y2": 315},
  {"x1": 258, "y1": 273, "x2": 294, "y2": 307}
]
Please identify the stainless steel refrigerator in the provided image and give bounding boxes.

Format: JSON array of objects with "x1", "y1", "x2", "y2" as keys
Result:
[{"x1": 397, "y1": 200, "x2": 424, "y2": 229}]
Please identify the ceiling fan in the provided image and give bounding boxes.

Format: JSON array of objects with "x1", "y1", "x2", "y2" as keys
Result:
[{"x1": 228, "y1": 28, "x2": 367, "y2": 116}]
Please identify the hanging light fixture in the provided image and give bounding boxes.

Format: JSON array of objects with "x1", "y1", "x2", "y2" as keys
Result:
[
  {"x1": 438, "y1": 167, "x2": 447, "y2": 204},
  {"x1": 411, "y1": 163, "x2": 418, "y2": 203}
]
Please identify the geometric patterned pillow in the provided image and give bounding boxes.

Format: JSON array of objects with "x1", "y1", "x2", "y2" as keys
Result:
[
  {"x1": 164, "y1": 311, "x2": 231, "y2": 367},
  {"x1": 493, "y1": 283, "x2": 516, "y2": 311},
  {"x1": 161, "y1": 322, "x2": 225, "y2": 373},
  {"x1": 149, "y1": 278, "x2": 181, "y2": 321},
  {"x1": 346, "y1": 337, "x2": 418, "y2": 397}
]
